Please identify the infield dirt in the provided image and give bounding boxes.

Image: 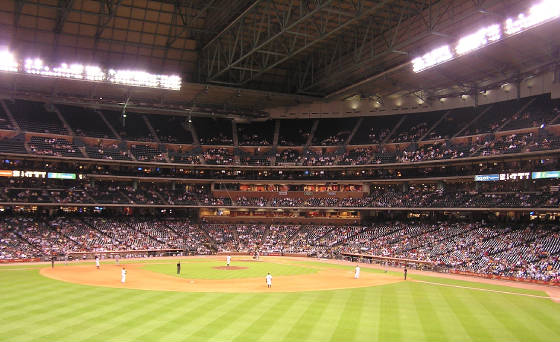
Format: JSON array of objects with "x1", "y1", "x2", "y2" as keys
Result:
[{"x1": 40, "y1": 262, "x2": 402, "y2": 293}]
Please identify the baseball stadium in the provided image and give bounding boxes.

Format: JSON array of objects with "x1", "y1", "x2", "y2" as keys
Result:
[{"x1": 1, "y1": 0, "x2": 560, "y2": 341}]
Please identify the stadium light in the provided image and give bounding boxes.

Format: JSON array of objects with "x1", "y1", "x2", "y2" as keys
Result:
[
  {"x1": 107, "y1": 69, "x2": 181, "y2": 90},
  {"x1": 85, "y1": 66, "x2": 104, "y2": 81},
  {"x1": 0, "y1": 50, "x2": 19, "y2": 72},
  {"x1": 455, "y1": 24, "x2": 501, "y2": 55},
  {"x1": 1, "y1": 54, "x2": 182, "y2": 90},
  {"x1": 412, "y1": 0, "x2": 560, "y2": 73},
  {"x1": 412, "y1": 45, "x2": 453, "y2": 72},
  {"x1": 505, "y1": 0, "x2": 560, "y2": 35}
]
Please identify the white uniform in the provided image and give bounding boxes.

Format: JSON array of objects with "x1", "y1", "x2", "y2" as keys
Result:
[
  {"x1": 354, "y1": 266, "x2": 360, "y2": 279},
  {"x1": 227, "y1": 255, "x2": 231, "y2": 266},
  {"x1": 121, "y1": 268, "x2": 127, "y2": 283},
  {"x1": 95, "y1": 257, "x2": 100, "y2": 268},
  {"x1": 266, "y1": 274, "x2": 272, "y2": 287}
]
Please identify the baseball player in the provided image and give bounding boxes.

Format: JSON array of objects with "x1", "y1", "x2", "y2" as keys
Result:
[
  {"x1": 354, "y1": 265, "x2": 360, "y2": 279},
  {"x1": 121, "y1": 267, "x2": 127, "y2": 283},
  {"x1": 95, "y1": 255, "x2": 100, "y2": 270},
  {"x1": 266, "y1": 272, "x2": 272, "y2": 288},
  {"x1": 226, "y1": 255, "x2": 231, "y2": 267},
  {"x1": 115, "y1": 254, "x2": 120, "y2": 265},
  {"x1": 177, "y1": 261, "x2": 181, "y2": 275},
  {"x1": 404, "y1": 267, "x2": 408, "y2": 280}
]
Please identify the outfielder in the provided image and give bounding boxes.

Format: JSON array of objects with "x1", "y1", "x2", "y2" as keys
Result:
[
  {"x1": 95, "y1": 255, "x2": 100, "y2": 269},
  {"x1": 226, "y1": 255, "x2": 231, "y2": 267},
  {"x1": 121, "y1": 267, "x2": 127, "y2": 283}
]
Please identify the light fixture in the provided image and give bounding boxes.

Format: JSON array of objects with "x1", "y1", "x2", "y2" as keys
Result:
[
  {"x1": 412, "y1": 0, "x2": 560, "y2": 73},
  {"x1": 0, "y1": 49, "x2": 19, "y2": 72}
]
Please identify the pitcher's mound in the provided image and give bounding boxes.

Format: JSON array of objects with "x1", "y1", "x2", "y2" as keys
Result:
[{"x1": 213, "y1": 266, "x2": 248, "y2": 270}]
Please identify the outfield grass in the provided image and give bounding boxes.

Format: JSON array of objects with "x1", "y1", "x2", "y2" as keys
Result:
[{"x1": 0, "y1": 258, "x2": 559, "y2": 342}]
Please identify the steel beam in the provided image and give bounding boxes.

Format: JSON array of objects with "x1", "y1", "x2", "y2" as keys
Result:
[
  {"x1": 311, "y1": 0, "x2": 509, "y2": 99},
  {"x1": 165, "y1": 0, "x2": 218, "y2": 48},
  {"x1": 13, "y1": 0, "x2": 25, "y2": 28},
  {"x1": 202, "y1": 0, "x2": 338, "y2": 82},
  {"x1": 53, "y1": 0, "x2": 75, "y2": 34},
  {"x1": 238, "y1": 0, "x2": 393, "y2": 86},
  {"x1": 95, "y1": 0, "x2": 123, "y2": 40}
]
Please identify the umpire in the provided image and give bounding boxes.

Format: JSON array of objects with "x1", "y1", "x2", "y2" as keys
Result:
[{"x1": 177, "y1": 261, "x2": 181, "y2": 275}]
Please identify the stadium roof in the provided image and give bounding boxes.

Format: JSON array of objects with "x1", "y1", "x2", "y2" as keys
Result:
[{"x1": 0, "y1": 0, "x2": 559, "y2": 116}]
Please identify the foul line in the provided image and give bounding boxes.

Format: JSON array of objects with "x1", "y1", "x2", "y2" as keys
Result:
[{"x1": 414, "y1": 279, "x2": 559, "y2": 301}]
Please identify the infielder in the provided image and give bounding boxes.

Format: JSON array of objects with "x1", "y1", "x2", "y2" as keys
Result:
[
  {"x1": 354, "y1": 265, "x2": 360, "y2": 279},
  {"x1": 226, "y1": 255, "x2": 231, "y2": 267},
  {"x1": 121, "y1": 267, "x2": 127, "y2": 283},
  {"x1": 95, "y1": 255, "x2": 100, "y2": 269},
  {"x1": 266, "y1": 272, "x2": 272, "y2": 288}
]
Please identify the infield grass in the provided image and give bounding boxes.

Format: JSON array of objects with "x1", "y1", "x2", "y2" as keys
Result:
[
  {"x1": 142, "y1": 259, "x2": 317, "y2": 279},
  {"x1": 0, "y1": 257, "x2": 559, "y2": 342}
]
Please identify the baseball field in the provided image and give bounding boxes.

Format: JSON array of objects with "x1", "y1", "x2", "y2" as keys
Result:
[{"x1": 1, "y1": 256, "x2": 559, "y2": 341}]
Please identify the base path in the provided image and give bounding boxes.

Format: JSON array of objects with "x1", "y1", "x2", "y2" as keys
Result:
[{"x1": 40, "y1": 264, "x2": 402, "y2": 293}]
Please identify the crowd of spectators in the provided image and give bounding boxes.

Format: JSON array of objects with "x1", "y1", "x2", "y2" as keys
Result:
[
  {"x1": 203, "y1": 148, "x2": 234, "y2": 165},
  {"x1": 1, "y1": 217, "x2": 559, "y2": 282},
  {"x1": 29, "y1": 137, "x2": 82, "y2": 158},
  {"x1": 7, "y1": 94, "x2": 557, "y2": 167},
  {"x1": 1, "y1": 178, "x2": 560, "y2": 209}
]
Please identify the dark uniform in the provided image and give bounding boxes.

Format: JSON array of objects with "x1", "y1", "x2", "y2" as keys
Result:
[
  {"x1": 177, "y1": 261, "x2": 181, "y2": 275},
  {"x1": 404, "y1": 267, "x2": 408, "y2": 280},
  {"x1": 51, "y1": 256, "x2": 55, "y2": 268}
]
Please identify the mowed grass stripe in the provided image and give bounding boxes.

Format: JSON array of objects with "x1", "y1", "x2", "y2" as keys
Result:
[
  {"x1": 420, "y1": 282, "x2": 472, "y2": 341},
  {"x1": 484, "y1": 296, "x2": 560, "y2": 341},
  {"x1": 130, "y1": 293, "x2": 216, "y2": 341},
  {"x1": 154, "y1": 293, "x2": 237, "y2": 340},
  {"x1": 439, "y1": 286, "x2": 496, "y2": 341},
  {"x1": 208, "y1": 294, "x2": 284, "y2": 341},
  {"x1": 464, "y1": 289, "x2": 520, "y2": 341},
  {"x1": 0, "y1": 283, "x2": 100, "y2": 322},
  {"x1": 258, "y1": 293, "x2": 325, "y2": 341},
  {"x1": 184, "y1": 295, "x2": 268, "y2": 340},
  {"x1": 329, "y1": 287, "x2": 367, "y2": 342},
  {"x1": 478, "y1": 292, "x2": 555, "y2": 342},
  {"x1": 75, "y1": 291, "x2": 185, "y2": 341},
  {"x1": 510, "y1": 296, "x2": 560, "y2": 340},
  {"x1": 377, "y1": 283, "x2": 401, "y2": 341},
  {"x1": 396, "y1": 282, "x2": 427, "y2": 341},
  {"x1": 303, "y1": 290, "x2": 357, "y2": 341},
  {"x1": 2, "y1": 288, "x2": 129, "y2": 340},
  {"x1": 281, "y1": 290, "x2": 335, "y2": 341},
  {"x1": 350, "y1": 285, "x2": 383, "y2": 341},
  {"x1": 410, "y1": 281, "x2": 447, "y2": 341},
  {"x1": 140, "y1": 293, "x2": 230, "y2": 340},
  {"x1": 29, "y1": 290, "x2": 165, "y2": 342},
  {"x1": 232, "y1": 293, "x2": 303, "y2": 342}
]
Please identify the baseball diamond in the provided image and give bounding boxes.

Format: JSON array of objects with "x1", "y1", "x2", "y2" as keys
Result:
[{"x1": 1, "y1": 0, "x2": 560, "y2": 340}]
